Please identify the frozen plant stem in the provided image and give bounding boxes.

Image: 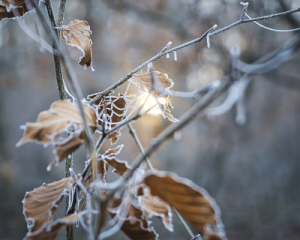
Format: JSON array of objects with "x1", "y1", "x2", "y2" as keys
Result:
[
  {"x1": 44, "y1": 0, "x2": 73, "y2": 239},
  {"x1": 127, "y1": 123, "x2": 196, "y2": 239},
  {"x1": 127, "y1": 123, "x2": 153, "y2": 169},
  {"x1": 89, "y1": 5, "x2": 300, "y2": 105}
]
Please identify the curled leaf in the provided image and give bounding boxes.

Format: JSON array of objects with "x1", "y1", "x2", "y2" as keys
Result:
[
  {"x1": 88, "y1": 93, "x2": 127, "y2": 144},
  {"x1": 143, "y1": 171, "x2": 225, "y2": 238},
  {"x1": 97, "y1": 145, "x2": 130, "y2": 178},
  {"x1": 17, "y1": 100, "x2": 96, "y2": 145},
  {"x1": 61, "y1": 20, "x2": 94, "y2": 70},
  {"x1": 22, "y1": 177, "x2": 75, "y2": 232},
  {"x1": 131, "y1": 71, "x2": 178, "y2": 122},
  {"x1": 0, "y1": 0, "x2": 38, "y2": 21},
  {"x1": 139, "y1": 193, "x2": 173, "y2": 232},
  {"x1": 24, "y1": 214, "x2": 79, "y2": 240},
  {"x1": 131, "y1": 71, "x2": 174, "y2": 95},
  {"x1": 109, "y1": 198, "x2": 158, "y2": 240},
  {"x1": 17, "y1": 100, "x2": 96, "y2": 167}
]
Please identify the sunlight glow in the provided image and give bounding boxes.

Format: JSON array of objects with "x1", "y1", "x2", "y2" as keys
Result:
[{"x1": 140, "y1": 92, "x2": 166, "y2": 115}]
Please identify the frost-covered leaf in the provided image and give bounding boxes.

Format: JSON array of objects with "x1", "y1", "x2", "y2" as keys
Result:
[
  {"x1": 0, "y1": 0, "x2": 38, "y2": 21},
  {"x1": 143, "y1": 172, "x2": 225, "y2": 237},
  {"x1": 88, "y1": 93, "x2": 127, "y2": 144},
  {"x1": 139, "y1": 193, "x2": 173, "y2": 232},
  {"x1": 60, "y1": 20, "x2": 94, "y2": 70},
  {"x1": 131, "y1": 71, "x2": 178, "y2": 122},
  {"x1": 24, "y1": 214, "x2": 79, "y2": 240},
  {"x1": 17, "y1": 100, "x2": 96, "y2": 167},
  {"x1": 17, "y1": 100, "x2": 96, "y2": 145},
  {"x1": 131, "y1": 71, "x2": 174, "y2": 95},
  {"x1": 53, "y1": 130, "x2": 86, "y2": 163},
  {"x1": 22, "y1": 177, "x2": 75, "y2": 232},
  {"x1": 98, "y1": 145, "x2": 130, "y2": 177},
  {"x1": 109, "y1": 198, "x2": 158, "y2": 240}
]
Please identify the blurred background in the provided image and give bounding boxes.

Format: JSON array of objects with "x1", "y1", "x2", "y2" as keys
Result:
[{"x1": 1, "y1": 0, "x2": 300, "y2": 239}]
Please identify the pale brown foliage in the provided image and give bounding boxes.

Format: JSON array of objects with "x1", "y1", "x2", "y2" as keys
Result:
[
  {"x1": 109, "y1": 198, "x2": 158, "y2": 240},
  {"x1": 144, "y1": 172, "x2": 223, "y2": 237},
  {"x1": 131, "y1": 71, "x2": 174, "y2": 94},
  {"x1": 139, "y1": 193, "x2": 173, "y2": 231},
  {"x1": 88, "y1": 93, "x2": 127, "y2": 144},
  {"x1": 61, "y1": 20, "x2": 94, "y2": 70},
  {"x1": 17, "y1": 100, "x2": 96, "y2": 165},
  {"x1": 24, "y1": 214, "x2": 79, "y2": 240},
  {"x1": 0, "y1": 0, "x2": 37, "y2": 20},
  {"x1": 22, "y1": 177, "x2": 75, "y2": 233},
  {"x1": 97, "y1": 145, "x2": 130, "y2": 178},
  {"x1": 17, "y1": 100, "x2": 96, "y2": 145},
  {"x1": 131, "y1": 71, "x2": 178, "y2": 122}
]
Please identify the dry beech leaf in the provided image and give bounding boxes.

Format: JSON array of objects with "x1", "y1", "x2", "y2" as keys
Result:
[
  {"x1": 143, "y1": 172, "x2": 225, "y2": 237},
  {"x1": 17, "y1": 100, "x2": 96, "y2": 167},
  {"x1": 17, "y1": 100, "x2": 96, "y2": 145},
  {"x1": 61, "y1": 20, "x2": 94, "y2": 70},
  {"x1": 97, "y1": 145, "x2": 130, "y2": 177},
  {"x1": 131, "y1": 71, "x2": 178, "y2": 122},
  {"x1": 131, "y1": 71, "x2": 174, "y2": 94},
  {"x1": 139, "y1": 193, "x2": 173, "y2": 232},
  {"x1": 88, "y1": 93, "x2": 127, "y2": 144},
  {"x1": 22, "y1": 177, "x2": 75, "y2": 232},
  {"x1": 24, "y1": 214, "x2": 79, "y2": 240},
  {"x1": 0, "y1": 0, "x2": 38, "y2": 21},
  {"x1": 109, "y1": 198, "x2": 158, "y2": 240}
]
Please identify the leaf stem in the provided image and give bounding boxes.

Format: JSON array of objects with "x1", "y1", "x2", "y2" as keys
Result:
[{"x1": 127, "y1": 123, "x2": 196, "y2": 238}]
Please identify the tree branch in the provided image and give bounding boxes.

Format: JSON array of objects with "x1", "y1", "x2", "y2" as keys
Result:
[{"x1": 89, "y1": 6, "x2": 300, "y2": 105}]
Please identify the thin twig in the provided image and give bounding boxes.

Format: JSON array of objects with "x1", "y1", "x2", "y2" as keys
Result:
[
  {"x1": 57, "y1": 0, "x2": 67, "y2": 27},
  {"x1": 105, "y1": 77, "x2": 230, "y2": 197},
  {"x1": 89, "y1": 6, "x2": 300, "y2": 105},
  {"x1": 44, "y1": 0, "x2": 67, "y2": 100},
  {"x1": 127, "y1": 123, "x2": 196, "y2": 238},
  {"x1": 127, "y1": 123, "x2": 153, "y2": 169}
]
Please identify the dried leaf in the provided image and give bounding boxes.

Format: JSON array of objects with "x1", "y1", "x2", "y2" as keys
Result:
[
  {"x1": 88, "y1": 93, "x2": 127, "y2": 144},
  {"x1": 98, "y1": 145, "x2": 130, "y2": 177},
  {"x1": 139, "y1": 194, "x2": 173, "y2": 232},
  {"x1": 24, "y1": 214, "x2": 79, "y2": 240},
  {"x1": 109, "y1": 198, "x2": 158, "y2": 240},
  {"x1": 17, "y1": 100, "x2": 96, "y2": 145},
  {"x1": 61, "y1": 20, "x2": 94, "y2": 70},
  {"x1": 0, "y1": 0, "x2": 38, "y2": 21},
  {"x1": 131, "y1": 71, "x2": 174, "y2": 94},
  {"x1": 108, "y1": 130, "x2": 121, "y2": 145},
  {"x1": 22, "y1": 177, "x2": 75, "y2": 232},
  {"x1": 53, "y1": 130, "x2": 86, "y2": 164},
  {"x1": 143, "y1": 172, "x2": 224, "y2": 236}
]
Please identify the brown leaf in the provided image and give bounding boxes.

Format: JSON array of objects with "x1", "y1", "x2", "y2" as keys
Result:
[
  {"x1": 143, "y1": 172, "x2": 224, "y2": 236},
  {"x1": 52, "y1": 130, "x2": 86, "y2": 164},
  {"x1": 0, "y1": 0, "x2": 38, "y2": 21},
  {"x1": 98, "y1": 145, "x2": 130, "y2": 176},
  {"x1": 131, "y1": 71, "x2": 174, "y2": 94},
  {"x1": 22, "y1": 177, "x2": 75, "y2": 232},
  {"x1": 17, "y1": 100, "x2": 96, "y2": 145},
  {"x1": 88, "y1": 93, "x2": 127, "y2": 144},
  {"x1": 61, "y1": 20, "x2": 94, "y2": 70},
  {"x1": 139, "y1": 194, "x2": 173, "y2": 231},
  {"x1": 24, "y1": 214, "x2": 79, "y2": 240},
  {"x1": 109, "y1": 198, "x2": 158, "y2": 240}
]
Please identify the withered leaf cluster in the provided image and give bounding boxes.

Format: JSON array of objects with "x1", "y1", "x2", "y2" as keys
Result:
[
  {"x1": 88, "y1": 92, "x2": 127, "y2": 144},
  {"x1": 60, "y1": 20, "x2": 94, "y2": 70},
  {"x1": 131, "y1": 71, "x2": 178, "y2": 122},
  {"x1": 105, "y1": 171, "x2": 225, "y2": 240},
  {"x1": 17, "y1": 100, "x2": 96, "y2": 167},
  {"x1": 23, "y1": 177, "x2": 78, "y2": 240},
  {"x1": 0, "y1": 0, "x2": 38, "y2": 21}
]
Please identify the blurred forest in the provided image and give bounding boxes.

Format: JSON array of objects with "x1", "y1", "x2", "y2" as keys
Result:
[{"x1": 1, "y1": 0, "x2": 300, "y2": 239}]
